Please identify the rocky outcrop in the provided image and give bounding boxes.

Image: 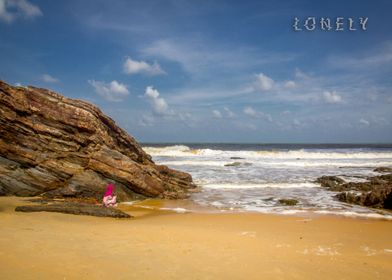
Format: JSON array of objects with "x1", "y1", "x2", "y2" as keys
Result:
[
  {"x1": 316, "y1": 171, "x2": 392, "y2": 209},
  {"x1": 15, "y1": 202, "x2": 131, "y2": 218},
  {"x1": 278, "y1": 199, "x2": 298, "y2": 206},
  {"x1": 0, "y1": 81, "x2": 196, "y2": 200}
]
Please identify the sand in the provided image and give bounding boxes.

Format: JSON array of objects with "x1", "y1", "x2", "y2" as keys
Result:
[{"x1": 0, "y1": 196, "x2": 391, "y2": 279}]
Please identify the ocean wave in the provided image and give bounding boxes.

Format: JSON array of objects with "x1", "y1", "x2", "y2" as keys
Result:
[
  {"x1": 143, "y1": 145, "x2": 392, "y2": 160},
  {"x1": 202, "y1": 182, "x2": 319, "y2": 189},
  {"x1": 159, "y1": 159, "x2": 392, "y2": 168}
]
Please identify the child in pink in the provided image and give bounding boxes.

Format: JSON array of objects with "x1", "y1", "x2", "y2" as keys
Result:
[{"x1": 103, "y1": 183, "x2": 117, "y2": 207}]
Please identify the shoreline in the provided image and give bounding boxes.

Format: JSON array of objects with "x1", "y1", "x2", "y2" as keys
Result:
[{"x1": 1, "y1": 196, "x2": 392, "y2": 279}]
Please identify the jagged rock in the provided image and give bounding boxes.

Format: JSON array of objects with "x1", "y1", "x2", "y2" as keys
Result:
[
  {"x1": 0, "y1": 81, "x2": 196, "y2": 200},
  {"x1": 315, "y1": 176, "x2": 346, "y2": 191},
  {"x1": 15, "y1": 202, "x2": 131, "y2": 218},
  {"x1": 278, "y1": 199, "x2": 298, "y2": 206},
  {"x1": 317, "y1": 171, "x2": 392, "y2": 209}
]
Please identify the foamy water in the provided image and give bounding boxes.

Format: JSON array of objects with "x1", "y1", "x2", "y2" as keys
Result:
[{"x1": 142, "y1": 143, "x2": 392, "y2": 219}]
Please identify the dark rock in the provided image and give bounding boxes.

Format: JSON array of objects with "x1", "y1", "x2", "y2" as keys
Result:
[
  {"x1": 317, "y1": 171, "x2": 392, "y2": 210},
  {"x1": 224, "y1": 162, "x2": 241, "y2": 167},
  {"x1": 374, "y1": 167, "x2": 392, "y2": 173},
  {"x1": 230, "y1": 157, "x2": 245, "y2": 160},
  {"x1": 15, "y1": 202, "x2": 131, "y2": 218},
  {"x1": 316, "y1": 176, "x2": 346, "y2": 191},
  {"x1": 278, "y1": 199, "x2": 298, "y2": 206},
  {"x1": 0, "y1": 81, "x2": 196, "y2": 200}
]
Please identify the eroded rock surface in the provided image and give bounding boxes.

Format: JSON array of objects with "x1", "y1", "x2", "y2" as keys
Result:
[
  {"x1": 15, "y1": 202, "x2": 131, "y2": 218},
  {"x1": 0, "y1": 81, "x2": 196, "y2": 200},
  {"x1": 316, "y1": 170, "x2": 392, "y2": 209}
]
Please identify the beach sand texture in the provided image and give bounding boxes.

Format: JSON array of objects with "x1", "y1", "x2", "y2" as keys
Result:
[{"x1": 0, "y1": 197, "x2": 391, "y2": 280}]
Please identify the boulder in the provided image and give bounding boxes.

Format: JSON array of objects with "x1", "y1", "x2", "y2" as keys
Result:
[
  {"x1": 0, "y1": 81, "x2": 196, "y2": 200},
  {"x1": 315, "y1": 176, "x2": 346, "y2": 191}
]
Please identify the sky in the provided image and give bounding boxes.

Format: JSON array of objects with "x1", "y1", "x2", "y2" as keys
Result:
[{"x1": 0, "y1": 0, "x2": 391, "y2": 143}]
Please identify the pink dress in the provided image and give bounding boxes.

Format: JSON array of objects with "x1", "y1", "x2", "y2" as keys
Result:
[{"x1": 103, "y1": 195, "x2": 117, "y2": 207}]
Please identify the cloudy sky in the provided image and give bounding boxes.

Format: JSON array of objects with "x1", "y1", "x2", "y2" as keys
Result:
[{"x1": 1, "y1": 0, "x2": 391, "y2": 143}]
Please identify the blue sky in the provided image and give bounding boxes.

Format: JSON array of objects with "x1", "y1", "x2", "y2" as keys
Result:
[{"x1": 1, "y1": 0, "x2": 391, "y2": 143}]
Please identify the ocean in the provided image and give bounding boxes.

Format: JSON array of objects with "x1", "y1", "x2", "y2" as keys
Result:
[{"x1": 142, "y1": 143, "x2": 392, "y2": 219}]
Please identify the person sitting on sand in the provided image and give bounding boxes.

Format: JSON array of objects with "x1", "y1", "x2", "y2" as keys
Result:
[{"x1": 103, "y1": 183, "x2": 118, "y2": 207}]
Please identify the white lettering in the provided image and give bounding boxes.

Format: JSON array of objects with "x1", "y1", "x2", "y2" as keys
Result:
[
  {"x1": 348, "y1": 18, "x2": 356, "y2": 31},
  {"x1": 320, "y1": 18, "x2": 332, "y2": 31},
  {"x1": 335, "y1": 17, "x2": 344, "y2": 31},
  {"x1": 293, "y1": 17, "x2": 302, "y2": 31},
  {"x1": 359, "y1": 17, "x2": 368, "y2": 30},
  {"x1": 304, "y1": 17, "x2": 316, "y2": 31}
]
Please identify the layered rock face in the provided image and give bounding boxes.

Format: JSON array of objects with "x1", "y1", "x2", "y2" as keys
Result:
[{"x1": 0, "y1": 81, "x2": 196, "y2": 200}]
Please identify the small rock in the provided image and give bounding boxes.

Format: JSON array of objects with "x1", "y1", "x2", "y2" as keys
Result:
[
  {"x1": 279, "y1": 199, "x2": 298, "y2": 206},
  {"x1": 224, "y1": 162, "x2": 241, "y2": 167}
]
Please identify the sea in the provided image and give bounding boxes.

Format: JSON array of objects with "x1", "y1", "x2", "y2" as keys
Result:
[{"x1": 141, "y1": 143, "x2": 392, "y2": 219}]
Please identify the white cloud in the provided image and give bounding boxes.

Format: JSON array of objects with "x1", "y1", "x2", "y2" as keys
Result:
[
  {"x1": 223, "y1": 107, "x2": 235, "y2": 118},
  {"x1": 212, "y1": 110, "x2": 222, "y2": 119},
  {"x1": 359, "y1": 118, "x2": 370, "y2": 127},
  {"x1": 88, "y1": 80, "x2": 129, "y2": 102},
  {"x1": 284, "y1": 80, "x2": 296, "y2": 89},
  {"x1": 41, "y1": 74, "x2": 59, "y2": 83},
  {"x1": 243, "y1": 106, "x2": 272, "y2": 122},
  {"x1": 0, "y1": 0, "x2": 42, "y2": 23},
  {"x1": 254, "y1": 73, "x2": 274, "y2": 91},
  {"x1": 143, "y1": 39, "x2": 296, "y2": 77},
  {"x1": 144, "y1": 86, "x2": 171, "y2": 115},
  {"x1": 322, "y1": 90, "x2": 343, "y2": 104},
  {"x1": 123, "y1": 57, "x2": 165, "y2": 75}
]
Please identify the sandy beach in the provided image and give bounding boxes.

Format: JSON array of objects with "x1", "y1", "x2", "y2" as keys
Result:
[{"x1": 0, "y1": 197, "x2": 391, "y2": 279}]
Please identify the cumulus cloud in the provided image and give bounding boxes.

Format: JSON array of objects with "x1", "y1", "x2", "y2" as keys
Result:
[
  {"x1": 212, "y1": 107, "x2": 235, "y2": 119},
  {"x1": 0, "y1": 0, "x2": 42, "y2": 23},
  {"x1": 243, "y1": 106, "x2": 272, "y2": 122},
  {"x1": 212, "y1": 110, "x2": 222, "y2": 119},
  {"x1": 41, "y1": 74, "x2": 59, "y2": 83},
  {"x1": 144, "y1": 86, "x2": 171, "y2": 115},
  {"x1": 88, "y1": 80, "x2": 129, "y2": 102},
  {"x1": 254, "y1": 73, "x2": 274, "y2": 91},
  {"x1": 123, "y1": 57, "x2": 165, "y2": 75},
  {"x1": 322, "y1": 90, "x2": 343, "y2": 104}
]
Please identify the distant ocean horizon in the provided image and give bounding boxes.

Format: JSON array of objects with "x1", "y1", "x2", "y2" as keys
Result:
[{"x1": 141, "y1": 143, "x2": 392, "y2": 219}]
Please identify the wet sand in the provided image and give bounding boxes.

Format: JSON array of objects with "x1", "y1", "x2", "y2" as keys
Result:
[{"x1": 0, "y1": 196, "x2": 391, "y2": 279}]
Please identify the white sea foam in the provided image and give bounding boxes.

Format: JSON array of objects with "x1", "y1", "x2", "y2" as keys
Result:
[
  {"x1": 159, "y1": 207, "x2": 189, "y2": 213},
  {"x1": 202, "y1": 182, "x2": 319, "y2": 189},
  {"x1": 314, "y1": 210, "x2": 392, "y2": 220},
  {"x1": 143, "y1": 145, "x2": 392, "y2": 160}
]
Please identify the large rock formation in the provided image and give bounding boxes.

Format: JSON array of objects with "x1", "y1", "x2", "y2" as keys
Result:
[
  {"x1": 316, "y1": 170, "x2": 392, "y2": 209},
  {"x1": 0, "y1": 81, "x2": 196, "y2": 200}
]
